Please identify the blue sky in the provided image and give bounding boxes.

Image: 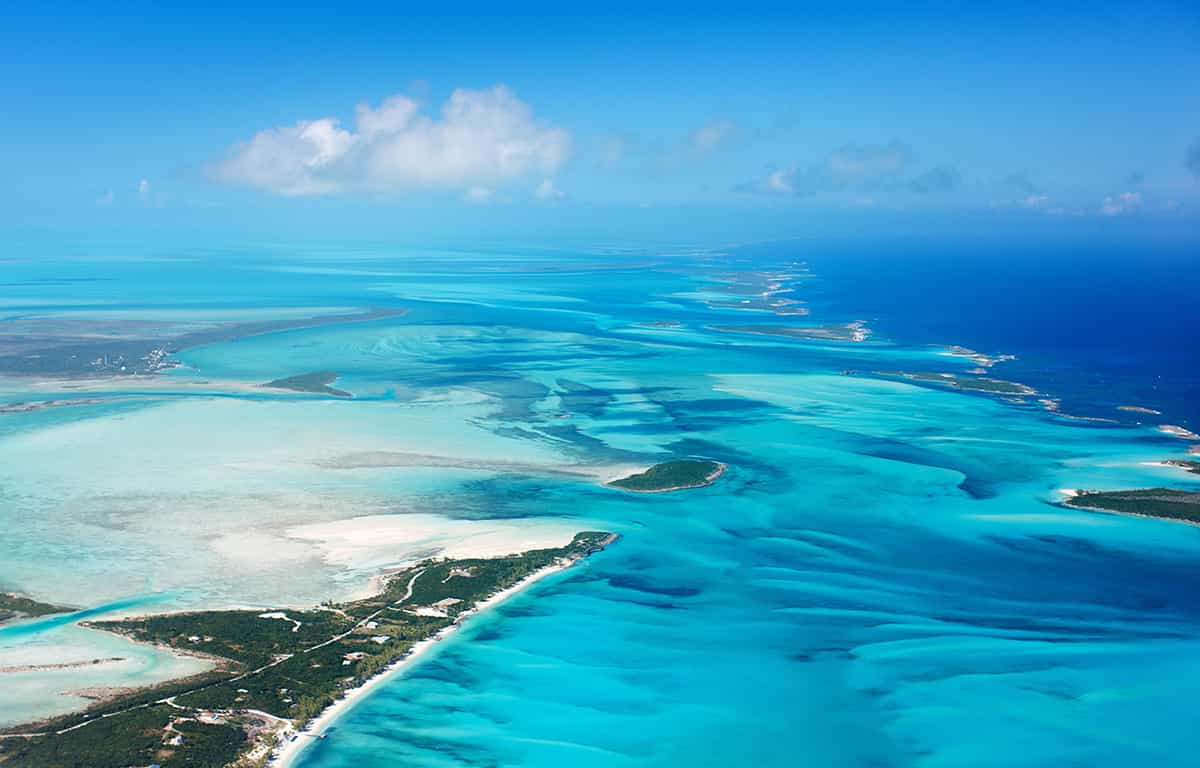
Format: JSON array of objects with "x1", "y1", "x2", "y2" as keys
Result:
[{"x1": 3, "y1": 1, "x2": 1198, "y2": 242}]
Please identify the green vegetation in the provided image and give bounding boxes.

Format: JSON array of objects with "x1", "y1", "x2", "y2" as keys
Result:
[
  {"x1": 0, "y1": 532, "x2": 615, "y2": 768},
  {"x1": 873, "y1": 370, "x2": 1037, "y2": 396},
  {"x1": 0, "y1": 704, "x2": 246, "y2": 768},
  {"x1": 0, "y1": 592, "x2": 72, "y2": 625},
  {"x1": 608, "y1": 460, "x2": 724, "y2": 492},
  {"x1": 1164, "y1": 460, "x2": 1200, "y2": 476},
  {"x1": 709, "y1": 322, "x2": 865, "y2": 342},
  {"x1": 1066, "y1": 489, "x2": 1200, "y2": 524},
  {"x1": 261, "y1": 370, "x2": 351, "y2": 397}
]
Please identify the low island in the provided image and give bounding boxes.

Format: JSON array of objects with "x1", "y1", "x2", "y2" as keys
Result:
[
  {"x1": 261, "y1": 371, "x2": 352, "y2": 398},
  {"x1": 1064, "y1": 488, "x2": 1200, "y2": 525},
  {"x1": 1163, "y1": 460, "x2": 1200, "y2": 475},
  {"x1": 873, "y1": 370, "x2": 1037, "y2": 396},
  {"x1": 608, "y1": 460, "x2": 725, "y2": 493},
  {"x1": 709, "y1": 321, "x2": 868, "y2": 342},
  {"x1": 0, "y1": 532, "x2": 616, "y2": 768}
]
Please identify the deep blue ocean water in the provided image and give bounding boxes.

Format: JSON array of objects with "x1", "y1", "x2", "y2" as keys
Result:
[
  {"x1": 789, "y1": 241, "x2": 1200, "y2": 429},
  {"x1": 2, "y1": 239, "x2": 1198, "y2": 766}
]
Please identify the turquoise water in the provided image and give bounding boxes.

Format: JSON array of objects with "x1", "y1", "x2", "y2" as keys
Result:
[{"x1": 2, "y1": 242, "x2": 1198, "y2": 764}]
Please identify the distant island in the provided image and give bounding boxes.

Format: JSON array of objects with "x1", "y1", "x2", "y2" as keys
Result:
[
  {"x1": 262, "y1": 371, "x2": 352, "y2": 398},
  {"x1": 936, "y1": 345, "x2": 1014, "y2": 369},
  {"x1": 1117, "y1": 405, "x2": 1162, "y2": 416},
  {"x1": 1162, "y1": 460, "x2": 1200, "y2": 475},
  {"x1": 709, "y1": 322, "x2": 868, "y2": 342},
  {"x1": 873, "y1": 370, "x2": 1037, "y2": 396},
  {"x1": 608, "y1": 460, "x2": 725, "y2": 492},
  {"x1": 0, "y1": 532, "x2": 616, "y2": 768},
  {"x1": 1159, "y1": 424, "x2": 1200, "y2": 441},
  {"x1": 1064, "y1": 489, "x2": 1200, "y2": 525}
]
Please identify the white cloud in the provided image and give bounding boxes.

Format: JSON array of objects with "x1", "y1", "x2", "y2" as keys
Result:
[
  {"x1": 739, "y1": 142, "x2": 912, "y2": 197},
  {"x1": 137, "y1": 179, "x2": 152, "y2": 200},
  {"x1": 463, "y1": 186, "x2": 493, "y2": 203},
  {"x1": 1099, "y1": 191, "x2": 1141, "y2": 216},
  {"x1": 690, "y1": 119, "x2": 736, "y2": 155},
  {"x1": 1020, "y1": 194, "x2": 1049, "y2": 208},
  {"x1": 211, "y1": 85, "x2": 570, "y2": 196},
  {"x1": 534, "y1": 178, "x2": 564, "y2": 201},
  {"x1": 763, "y1": 169, "x2": 794, "y2": 195}
]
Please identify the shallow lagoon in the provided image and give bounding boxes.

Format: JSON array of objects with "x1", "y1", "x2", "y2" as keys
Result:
[{"x1": 1, "y1": 243, "x2": 1198, "y2": 765}]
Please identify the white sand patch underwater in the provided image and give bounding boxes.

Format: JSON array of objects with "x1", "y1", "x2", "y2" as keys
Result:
[
  {"x1": 0, "y1": 394, "x2": 582, "y2": 609},
  {"x1": 287, "y1": 514, "x2": 585, "y2": 573}
]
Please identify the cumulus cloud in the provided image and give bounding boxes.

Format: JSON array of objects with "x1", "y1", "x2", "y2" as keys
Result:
[
  {"x1": 737, "y1": 142, "x2": 912, "y2": 197},
  {"x1": 211, "y1": 86, "x2": 570, "y2": 196},
  {"x1": 1187, "y1": 139, "x2": 1200, "y2": 179},
  {"x1": 138, "y1": 179, "x2": 151, "y2": 199},
  {"x1": 1099, "y1": 191, "x2": 1141, "y2": 216},
  {"x1": 534, "y1": 178, "x2": 564, "y2": 201}
]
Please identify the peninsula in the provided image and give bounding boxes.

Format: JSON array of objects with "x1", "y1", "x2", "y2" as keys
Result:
[
  {"x1": 0, "y1": 592, "x2": 72, "y2": 626},
  {"x1": 261, "y1": 371, "x2": 352, "y2": 398},
  {"x1": 0, "y1": 532, "x2": 616, "y2": 768},
  {"x1": 608, "y1": 460, "x2": 725, "y2": 492}
]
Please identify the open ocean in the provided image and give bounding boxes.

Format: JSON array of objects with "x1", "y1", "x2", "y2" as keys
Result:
[{"x1": 1, "y1": 239, "x2": 1198, "y2": 766}]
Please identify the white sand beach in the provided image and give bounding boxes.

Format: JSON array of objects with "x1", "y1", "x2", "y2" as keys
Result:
[{"x1": 268, "y1": 559, "x2": 574, "y2": 768}]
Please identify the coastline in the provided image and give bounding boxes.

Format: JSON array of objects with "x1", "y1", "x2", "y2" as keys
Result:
[
  {"x1": 1059, "y1": 489, "x2": 1200, "y2": 528},
  {"x1": 268, "y1": 557, "x2": 578, "y2": 768},
  {"x1": 607, "y1": 462, "x2": 727, "y2": 493}
]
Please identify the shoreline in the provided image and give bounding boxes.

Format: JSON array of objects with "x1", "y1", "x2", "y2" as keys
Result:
[
  {"x1": 268, "y1": 557, "x2": 579, "y2": 768},
  {"x1": 607, "y1": 462, "x2": 727, "y2": 493},
  {"x1": 1059, "y1": 489, "x2": 1200, "y2": 528}
]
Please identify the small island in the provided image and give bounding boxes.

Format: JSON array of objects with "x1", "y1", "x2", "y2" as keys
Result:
[
  {"x1": 709, "y1": 321, "x2": 868, "y2": 342},
  {"x1": 1117, "y1": 405, "x2": 1162, "y2": 416},
  {"x1": 1064, "y1": 488, "x2": 1200, "y2": 525},
  {"x1": 1163, "y1": 460, "x2": 1200, "y2": 475},
  {"x1": 261, "y1": 371, "x2": 352, "y2": 398},
  {"x1": 873, "y1": 370, "x2": 1037, "y2": 396},
  {"x1": 1159, "y1": 424, "x2": 1200, "y2": 441},
  {"x1": 0, "y1": 532, "x2": 616, "y2": 768},
  {"x1": 608, "y1": 460, "x2": 725, "y2": 493}
]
